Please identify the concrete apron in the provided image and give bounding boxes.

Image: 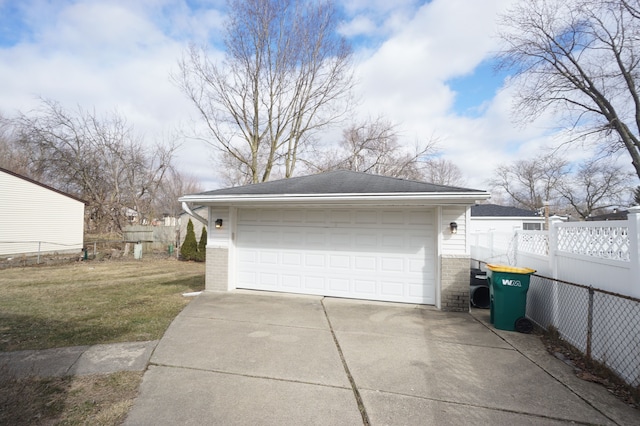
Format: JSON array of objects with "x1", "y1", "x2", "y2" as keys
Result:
[{"x1": 125, "y1": 292, "x2": 636, "y2": 426}]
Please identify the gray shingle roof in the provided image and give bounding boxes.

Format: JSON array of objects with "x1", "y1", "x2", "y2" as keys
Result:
[
  {"x1": 194, "y1": 170, "x2": 484, "y2": 196},
  {"x1": 471, "y1": 204, "x2": 539, "y2": 217}
]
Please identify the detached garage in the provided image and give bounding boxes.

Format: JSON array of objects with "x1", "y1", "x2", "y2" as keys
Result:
[{"x1": 180, "y1": 171, "x2": 490, "y2": 311}]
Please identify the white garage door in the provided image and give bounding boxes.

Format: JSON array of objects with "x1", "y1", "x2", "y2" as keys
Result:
[{"x1": 236, "y1": 208, "x2": 435, "y2": 304}]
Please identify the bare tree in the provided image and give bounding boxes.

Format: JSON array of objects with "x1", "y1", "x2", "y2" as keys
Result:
[
  {"x1": 174, "y1": 0, "x2": 355, "y2": 184},
  {"x1": 0, "y1": 115, "x2": 32, "y2": 176},
  {"x1": 424, "y1": 158, "x2": 466, "y2": 186},
  {"x1": 488, "y1": 153, "x2": 569, "y2": 211},
  {"x1": 558, "y1": 158, "x2": 633, "y2": 218},
  {"x1": 497, "y1": 0, "x2": 640, "y2": 180},
  {"x1": 153, "y1": 168, "x2": 204, "y2": 218},
  {"x1": 13, "y1": 99, "x2": 176, "y2": 233},
  {"x1": 307, "y1": 117, "x2": 438, "y2": 180}
]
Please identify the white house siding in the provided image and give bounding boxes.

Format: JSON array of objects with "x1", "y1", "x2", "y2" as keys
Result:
[
  {"x1": 470, "y1": 217, "x2": 545, "y2": 233},
  {"x1": 441, "y1": 206, "x2": 469, "y2": 255},
  {"x1": 0, "y1": 170, "x2": 85, "y2": 256},
  {"x1": 207, "y1": 207, "x2": 231, "y2": 248}
]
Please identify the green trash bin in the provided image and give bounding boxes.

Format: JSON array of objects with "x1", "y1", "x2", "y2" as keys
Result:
[{"x1": 487, "y1": 264, "x2": 536, "y2": 332}]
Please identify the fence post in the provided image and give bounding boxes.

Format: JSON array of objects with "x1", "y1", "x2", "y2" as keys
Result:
[
  {"x1": 548, "y1": 217, "x2": 563, "y2": 327},
  {"x1": 513, "y1": 230, "x2": 519, "y2": 266},
  {"x1": 627, "y1": 206, "x2": 640, "y2": 299},
  {"x1": 548, "y1": 216, "x2": 564, "y2": 280},
  {"x1": 586, "y1": 286, "x2": 594, "y2": 360},
  {"x1": 488, "y1": 230, "x2": 494, "y2": 261},
  {"x1": 37, "y1": 241, "x2": 41, "y2": 264}
]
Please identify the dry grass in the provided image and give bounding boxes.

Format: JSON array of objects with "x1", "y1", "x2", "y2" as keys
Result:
[
  {"x1": 0, "y1": 370, "x2": 143, "y2": 426},
  {"x1": 0, "y1": 257, "x2": 205, "y2": 351},
  {"x1": 0, "y1": 257, "x2": 205, "y2": 425},
  {"x1": 542, "y1": 326, "x2": 640, "y2": 409}
]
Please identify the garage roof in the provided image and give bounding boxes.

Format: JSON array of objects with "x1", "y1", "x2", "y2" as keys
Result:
[{"x1": 180, "y1": 170, "x2": 490, "y2": 206}]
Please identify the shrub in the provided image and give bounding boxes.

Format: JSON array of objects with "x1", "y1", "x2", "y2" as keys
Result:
[
  {"x1": 196, "y1": 227, "x2": 207, "y2": 262},
  {"x1": 180, "y1": 219, "x2": 198, "y2": 261}
]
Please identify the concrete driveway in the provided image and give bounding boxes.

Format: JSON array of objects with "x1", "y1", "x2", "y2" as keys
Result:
[{"x1": 125, "y1": 292, "x2": 637, "y2": 425}]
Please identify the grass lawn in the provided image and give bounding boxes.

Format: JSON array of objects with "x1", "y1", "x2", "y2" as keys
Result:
[
  {"x1": 0, "y1": 257, "x2": 205, "y2": 425},
  {"x1": 0, "y1": 257, "x2": 205, "y2": 351}
]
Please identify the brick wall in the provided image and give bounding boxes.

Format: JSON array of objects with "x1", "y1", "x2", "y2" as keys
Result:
[
  {"x1": 440, "y1": 255, "x2": 470, "y2": 312},
  {"x1": 205, "y1": 247, "x2": 228, "y2": 291}
]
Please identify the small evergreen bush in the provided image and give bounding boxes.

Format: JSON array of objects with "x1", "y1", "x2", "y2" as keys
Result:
[
  {"x1": 196, "y1": 227, "x2": 207, "y2": 262},
  {"x1": 180, "y1": 219, "x2": 198, "y2": 261}
]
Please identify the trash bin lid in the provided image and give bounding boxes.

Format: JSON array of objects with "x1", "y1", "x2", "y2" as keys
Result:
[{"x1": 486, "y1": 264, "x2": 536, "y2": 274}]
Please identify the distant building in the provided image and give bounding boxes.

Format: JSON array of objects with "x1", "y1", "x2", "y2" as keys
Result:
[
  {"x1": 586, "y1": 208, "x2": 629, "y2": 221},
  {"x1": 0, "y1": 167, "x2": 86, "y2": 257},
  {"x1": 470, "y1": 204, "x2": 545, "y2": 232}
]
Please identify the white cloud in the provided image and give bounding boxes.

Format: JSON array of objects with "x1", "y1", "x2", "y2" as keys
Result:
[
  {"x1": 347, "y1": 0, "x2": 547, "y2": 189},
  {"x1": 4, "y1": 0, "x2": 618, "y2": 193}
]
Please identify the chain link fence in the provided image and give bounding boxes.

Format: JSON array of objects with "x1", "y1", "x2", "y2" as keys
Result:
[
  {"x1": 526, "y1": 274, "x2": 640, "y2": 388},
  {"x1": 0, "y1": 237, "x2": 178, "y2": 269}
]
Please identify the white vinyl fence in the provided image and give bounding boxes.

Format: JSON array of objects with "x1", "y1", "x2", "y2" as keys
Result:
[
  {"x1": 471, "y1": 207, "x2": 640, "y2": 298},
  {"x1": 471, "y1": 206, "x2": 640, "y2": 387}
]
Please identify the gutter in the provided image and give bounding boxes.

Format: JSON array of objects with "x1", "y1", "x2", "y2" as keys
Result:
[
  {"x1": 181, "y1": 202, "x2": 208, "y2": 227},
  {"x1": 180, "y1": 191, "x2": 490, "y2": 203}
]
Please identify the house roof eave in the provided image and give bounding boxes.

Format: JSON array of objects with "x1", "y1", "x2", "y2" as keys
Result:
[{"x1": 178, "y1": 191, "x2": 491, "y2": 207}]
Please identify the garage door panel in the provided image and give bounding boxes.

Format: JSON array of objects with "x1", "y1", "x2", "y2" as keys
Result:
[
  {"x1": 236, "y1": 208, "x2": 435, "y2": 304},
  {"x1": 305, "y1": 210, "x2": 326, "y2": 224},
  {"x1": 329, "y1": 254, "x2": 350, "y2": 269},
  {"x1": 260, "y1": 272, "x2": 278, "y2": 286},
  {"x1": 282, "y1": 210, "x2": 304, "y2": 223},
  {"x1": 355, "y1": 234, "x2": 377, "y2": 247},
  {"x1": 330, "y1": 231, "x2": 351, "y2": 247},
  {"x1": 305, "y1": 276, "x2": 326, "y2": 290},
  {"x1": 380, "y1": 257, "x2": 404, "y2": 272},
  {"x1": 305, "y1": 232, "x2": 326, "y2": 246},
  {"x1": 282, "y1": 275, "x2": 301, "y2": 289},
  {"x1": 354, "y1": 256, "x2": 376, "y2": 270},
  {"x1": 305, "y1": 253, "x2": 326, "y2": 267},
  {"x1": 282, "y1": 230, "x2": 303, "y2": 244},
  {"x1": 380, "y1": 281, "x2": 403, "y2": 297},
  {"x1": 381, "y1": 210, "x2": 404, "y2": 225},
  {"x1": 260, "y1": 251, "x2": 278, "y2": 264},
  {"x1": 329, "y1": 278, "x2": 350, "y2": 292},
  {"x1": 282, "y1": 252, "x2": 302, "y2": 265},
  {"x1": 380, "y1": 234, "x2": 405, "y2": 250},
  {"x1": 355, "y1": 210, "x2": 377, "y2": 224},
  {"x1": 331, "y1": 210, "x2": 351, "y2": 223},
  {"x1": 354, "y1": 279, "x2": 376, "y2": 294},
  {"x1": 408, "y1": 258, "x2": 426, "y2": 273}
]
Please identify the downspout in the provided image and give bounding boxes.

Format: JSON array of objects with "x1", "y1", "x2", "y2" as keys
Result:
[{"x1": 181, "y1": 202, "x2": 208, "y2": 227}]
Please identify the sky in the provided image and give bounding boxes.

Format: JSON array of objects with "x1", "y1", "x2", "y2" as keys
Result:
[{"x1": 0, "y1": 0, "x2": 588, "y2": 192}]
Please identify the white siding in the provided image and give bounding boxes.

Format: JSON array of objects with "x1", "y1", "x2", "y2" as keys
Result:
[
  {"x1": 208, "y1": 207, "x2": 230, "y2": 248},
  {"x1": 441, "y1": 206, "x2": 468, "y2": 255},
  {"x1": 470, "y1": 217, "x2": 545, "y2": 233},
  {"x1": 0, "y1": 171, "x2": 85, "y2": 256}
]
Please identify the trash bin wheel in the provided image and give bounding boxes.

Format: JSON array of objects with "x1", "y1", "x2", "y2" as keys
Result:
[{"x1": 514, "y1": 317, "x2": 533, "y2": 334}]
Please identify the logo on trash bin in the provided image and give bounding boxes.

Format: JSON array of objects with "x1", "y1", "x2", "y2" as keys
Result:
[{"x1": 502, "y1": 279, "x2": 522, "y2": 287}]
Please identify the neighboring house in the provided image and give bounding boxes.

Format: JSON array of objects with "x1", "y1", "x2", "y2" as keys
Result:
[
  {"x1": 0, "y1": 167, "x2": 86, "y2": 257},
  {"x1": 470, "y1": 204, "x2": 545, "y2": 232},
  {"x1": 586, "y1": 208, "x2": 628, "y2": 221},
  {"x1": 180, "y1": 170, "x2": 490, "y2": 311}
]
